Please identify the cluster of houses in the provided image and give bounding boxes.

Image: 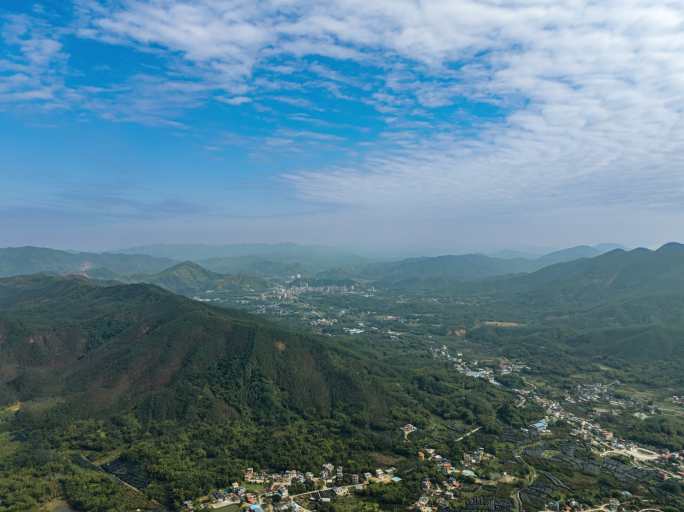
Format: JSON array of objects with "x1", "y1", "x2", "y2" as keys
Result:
[
  {"x1": 266, "y1": 281, "x2": 360, "y2": 302},
  {"x1": 430, "y1": 345, "x2": 529, "y2": 388},
  {"x1": 565, "y1": 382, "x2": 644, "y2": 413},
  {"x1": 497, "y1": 359, "x2": 528, "y2": 375},
  {"x1": 544, "y1": 497, "x2": 621, "y2": 512},
  {"x1": 461, "y1": 447, "x2": 493, "y2": 468},
  {"x1": 181, "y1": 462, "x2": 404, "y2": 511},
  {"x1": 656, "y1": 450, "x2": 684, "y2": 480},
  {"x1": 412, "y1": 446, "x2": 501, "y2": 512},
  {"x1": 182, "y1": 481, "x2": 257, "y2": 511}
]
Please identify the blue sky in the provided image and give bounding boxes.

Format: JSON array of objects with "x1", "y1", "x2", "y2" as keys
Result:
[{"x1": 2, "y1": 1, "x2": 684, "y2": 253}]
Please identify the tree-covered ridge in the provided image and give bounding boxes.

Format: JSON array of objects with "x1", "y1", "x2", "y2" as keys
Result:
[
  {"x1": 132, "y1": 261, "x2": 270, "y2": 295},
  {"x1": 0, "y1": 275, "x2": 378, "y2": 421}
]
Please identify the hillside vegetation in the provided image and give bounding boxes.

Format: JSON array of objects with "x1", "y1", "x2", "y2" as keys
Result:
[
  {"x1": 0, "y1": 275, "x2": 535, "y2": 510},
  {"x1": 132, "y1": 261, "x2": 270, "y2": 295},
  {"x1": 0, "y1": 275, "x2": 381, "y2": 422}
]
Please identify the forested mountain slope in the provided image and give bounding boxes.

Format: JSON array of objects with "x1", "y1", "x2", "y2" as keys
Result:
[
  {"x1": 132, "y1": 261, "x2": 269, "y2": 295},
  {"x1": 0, "y1": 275, "x2": 383, "y2": 422},
  {"x1": 492, "y1": 243, "x2": 684, "y2": 303}
]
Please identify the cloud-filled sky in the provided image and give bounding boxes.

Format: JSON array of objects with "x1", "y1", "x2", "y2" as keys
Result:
[{"x1": 1, "y1": 0, "x2": 684, "y2": 254}]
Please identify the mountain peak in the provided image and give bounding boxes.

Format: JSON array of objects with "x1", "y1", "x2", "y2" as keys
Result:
[
  {"x1": 165, "y1": 260, "x2": 213, "y2": 273},
  {"x1": 657, "y1": 242, "x2": 684, "y2": 253}
]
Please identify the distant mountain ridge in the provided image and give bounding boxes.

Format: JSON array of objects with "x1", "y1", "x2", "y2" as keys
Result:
[
  {"x1": 0, "y1": 243, "x2": 638, "y2": 285},
  {"x1": 133, "y1": 261, "x2": 269, "y2": 294},
  {"x1": 0, "y1": 247, "x2": 272, "y2": 296},
  {"x1": 491, "y1": 244, "x2": 625, "y2": 262},
  {"x1": 0, "y1": 246, "x2": 175, "y2": 277},
  {"x1": 360, "y1": 254, "x2": 534, "y2": 284},
  {"x1": 200, "y1": 255, "x2": 307, "y2": 277},
  {"x1": 461, "y1": 243, "x2": 684, "y2": 369},
  {"x1": 117, "y1": 242, "x2": 368, "y2": 276},
  {"x1": 497, "y1": 242, "x2": 684, "y2": 300},
  {"x1": 534, "y1": 245, "x2": 603, "y2": 266},
  {"x1": 354, "y1": 244, "x2": 627, "y2": 285}
]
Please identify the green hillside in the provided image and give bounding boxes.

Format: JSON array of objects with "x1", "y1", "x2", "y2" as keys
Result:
[
  {"x1": 568, "y1": 324, "x2": 684, "y2": 362},
  {"x1": 397, "y1": 243, "x2": 684, "y2": 304},
  {"x1": 133, "y1": 261, "x2": 269, "y2": 295},
  {"x1": 0, "y1": 275, "x2": 379, "y2": 421},
  {"x1": 487, "y1": 243, "x2": 684, "y2": 305}
]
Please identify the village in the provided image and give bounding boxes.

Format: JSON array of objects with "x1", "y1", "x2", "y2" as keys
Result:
[
  {"x1": 180, "y1": 398, "x2": 683, "y2": 512},
  {"x1": 430, "y1": 344, "x2": 528, "y2": 387},
  {"x1": 178, "y1": 343, "x2": 683, "y2": 512},
  {"x1": 181, "y1": 463, "x2": 402, "y2": 512}
]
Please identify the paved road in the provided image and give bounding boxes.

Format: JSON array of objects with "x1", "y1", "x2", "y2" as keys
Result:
[
  {"x1": 290, "y1": 483, "x2": 366, "y2": 499},
  {"x1": 541, "y1": 504, "x2": 609, "y2": 512},
  {"x1": 454, "y1": 426, "x2": 482, "y2": 442},
  {"x1": 289, "y1": 484, "x2": 368, "y2": 512}
]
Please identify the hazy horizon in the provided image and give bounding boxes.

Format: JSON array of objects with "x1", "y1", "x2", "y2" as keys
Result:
[{"x1": 3, "y1": 239, "x2": 679, "y2": 262}]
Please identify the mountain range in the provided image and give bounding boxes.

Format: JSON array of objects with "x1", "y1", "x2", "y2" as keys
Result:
[
  {"x1": 0, "y1": 246, "x2": 174, "y2": 278},
  {"x1": 353, "y1": 244, "x2": 626, "y2": 286},
  {"x1": 0, "y1": 243, "x2": 631, "y2": 285},
  {"x1": 119, "y1": 242, "x2": 369, "y2": 275},
  {"x1": 491, "y1": 243, "x2": 684, "y2": 301},
  {"x1": 461, "y1": 243, "x2": 684, "y2": 370}
]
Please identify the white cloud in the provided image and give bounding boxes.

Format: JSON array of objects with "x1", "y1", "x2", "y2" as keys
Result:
[
  {"x1": 216, "y1": 95, "x2": 251, "y2": 105},
  {"x1": 0, "y1": 14, "x2": 70, "y2": 107},
  {"x1": 79, "y1": 73, "x2": 210, "y2": 126},
  {"x1": 6, "y1": 0, "x2": 684, "y2": 243}
]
